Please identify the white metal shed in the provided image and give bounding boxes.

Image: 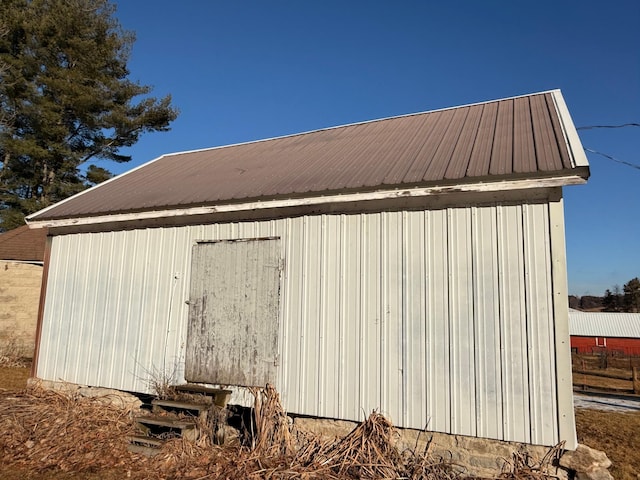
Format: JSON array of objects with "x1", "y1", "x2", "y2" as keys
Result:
[{"x1": 27, "y1": 90, "x2": 589, "y2": 448}]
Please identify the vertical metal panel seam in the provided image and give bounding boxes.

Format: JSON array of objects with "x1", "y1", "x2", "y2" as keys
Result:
[
  {"x1": 494, "y1": 206, "x2": 504, "y2": 440},
  {"x1": 133, "y1": 230, "x2": 150, "y2": 387},
  {"x1": 123, "y1": 230, "x2": 139, "y2": 389},
  {"x1": 419, "y1": 211, "x2": 427, "y2": 428},
  {"x1": 95, "y1": 233, "x2": 113, "y2": 381},
  {"x1": 338, "y1": 214, "x2": 347, "y2": 418},
  {"x1": 521, "y1": 205, "x2": 534, "y2": 443},
  {"x1": 358, "y1": 214, "x2": 366, "y2": 418},
  {"x1": 496, "y1": 205, "x2": 507, "y2": 440},
  {"x1": 317, "y1": 216, "x2": 326, "y2": 413},
  {"x1": 470, "y1": 206, "x2": 479, "y2": 436},
  {"x1": 299, "y1": 217, "x2": 308, "y2": 410},
  {"x1": 401, "y1": 211, "x2": 408, "y2": 425},
  {"x1": 445, "y1": 209, "x2": 453, "y2": 430},
  {"x1": 379, "y1": 212, "x2": 387, "y2": 412}
]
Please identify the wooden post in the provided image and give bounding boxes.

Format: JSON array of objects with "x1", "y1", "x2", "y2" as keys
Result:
[{"x1": 633, "y1": 367, "x2": 640, "y2": 395}]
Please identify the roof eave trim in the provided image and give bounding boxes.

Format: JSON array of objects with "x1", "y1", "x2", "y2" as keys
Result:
[{"x1": 27, "y1": 174, "x2": 587, "y2": 229}]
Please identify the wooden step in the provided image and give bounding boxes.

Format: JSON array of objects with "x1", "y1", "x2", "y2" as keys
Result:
[
  {"x1": 173, "y1": 384, "x2": 232, "y2": 407},
  {"x1": 135, "y1": 415, "x2": 198, "y2": 441},
  {"x1": 127, "y1": 435, "x2": 163, "y2": 456},
  {"x1": 128, "y1": 443, "x2": 162, "y2": 456},
  {"x1": 152, "y1": 398, "x2": 210, "y2": 416},
  {"x1": 128, "y1": 435, "x2": 163, "y2": 448},
  {"x1": 135, "y1": 415, "x2": 196, "y2": 429}
]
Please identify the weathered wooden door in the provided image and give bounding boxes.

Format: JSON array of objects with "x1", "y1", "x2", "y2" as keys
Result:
[{"x1": 185, "y1": 238, "x2": 281, "y2": 387}]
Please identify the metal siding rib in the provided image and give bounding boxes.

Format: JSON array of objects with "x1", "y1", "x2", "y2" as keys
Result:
[
  {"x1": 472, "y1": 206, "x2": 503, "y2": 439},
  {"x1": 522, "y1": 204, "x2": 557, "y2": 445},
  {"x1": 426, "y1": 209, "x2": 451, "y2": 433},
  {"x1": 404, "y1": 211, "x2": 428, "y2": 428},
  {"x1": 448, "y1": 208, "x2": 476, "y2": 436},
  {"x1": 362, "y1": 213, "x2": 382, "y2": 419},
  {"x1": 342, "y1": 215, "x2": 362, "y2": 419},
  {"x1": 497, "y1": 205, "x2": 530, "y2": 443},
  {"x1": 301, "y1": 217, "x2": 319, "y2": 415}
]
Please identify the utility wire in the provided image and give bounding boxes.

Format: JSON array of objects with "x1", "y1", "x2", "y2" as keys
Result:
[
  {"x1": 577, "y1": 123, "x2": 640, "y2": 130},
  {"x1": 584, "y1": 147, "x2": 640, "y2": 171},
  {"x1": 577, "y1": 123, "x2": 639, "y2": 170}
]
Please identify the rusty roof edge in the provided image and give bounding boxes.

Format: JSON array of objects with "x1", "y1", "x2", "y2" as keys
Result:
[
  {"x1": 549, "y1": 90, "x2": 590, "y2": 171},
  {"x1": 27, "y1": 172, "x2": 587, "y2": 229}
]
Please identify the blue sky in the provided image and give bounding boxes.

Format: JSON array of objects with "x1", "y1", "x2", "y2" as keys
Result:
[{"x1": 110, "y1": 1, "x2": 639, "y2": 296}]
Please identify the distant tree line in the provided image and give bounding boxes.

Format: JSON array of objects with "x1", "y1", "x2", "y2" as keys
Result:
[
  {"x1": 570, "y1": 277, "x2": 640, "y2": 313},
  {"x1": 602, "y1": 277, "x2": 640, "y2": 313}
]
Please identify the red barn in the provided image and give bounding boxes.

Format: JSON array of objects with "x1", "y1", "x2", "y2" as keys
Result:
[{"x1": 569, "y1": 309, "x2": 640, "y2": 356}]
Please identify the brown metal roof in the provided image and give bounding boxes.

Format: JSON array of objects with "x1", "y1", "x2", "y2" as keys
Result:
[
  {"x1": 28, "y1": 91, "x2": 588, "y2": 222},
  {"x1": 0, "y1": 225, "x2": 48, "y2": 261}
]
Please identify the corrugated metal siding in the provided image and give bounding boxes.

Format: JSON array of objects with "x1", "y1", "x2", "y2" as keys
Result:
[
  {"x1": 30, "y1": 91, "x2": 584, "y2": 221},
  {"x1": 569, "y1": 312, "x2": 640, "y2": 338},
  {"x1": 38, "y1": 201, "x2": 564, "y2": 445}
]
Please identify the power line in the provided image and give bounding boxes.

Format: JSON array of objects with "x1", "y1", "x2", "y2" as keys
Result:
[
  {"x1": 584, "y1": 147, "x2": 640, "y2": 171},
  {"x1": 577, "y1": 123, "x2": 640, "y2": 130}
]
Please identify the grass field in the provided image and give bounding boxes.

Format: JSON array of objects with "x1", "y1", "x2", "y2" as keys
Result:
[{"x1": 1, "y1": 366, "x2": 638, "y2": 479}]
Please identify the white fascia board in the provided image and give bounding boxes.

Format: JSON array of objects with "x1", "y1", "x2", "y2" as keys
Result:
[
  {"x1": 550, "y1": 90, "x2": 590, "y2": 168},
  {"x1": 27, "y1": 175, "x2": 587, "y2": 229}
]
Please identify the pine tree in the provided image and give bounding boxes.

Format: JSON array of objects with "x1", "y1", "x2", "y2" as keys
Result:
[
  {"x1": 623, "y1": 277, "x2": 640, "y2": 313},
  {"x1": 602, "y1": 286, "x2": 623, "y2": 312},
  {"x1": 0, "y1": 0, "x2": 178, "y2": 230}
]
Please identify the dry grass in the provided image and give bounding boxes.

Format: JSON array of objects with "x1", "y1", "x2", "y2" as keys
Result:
[
  {"x1": 0, "y1": 334, "x2": 31, "y2": 368},
  {"x1": 0, "y1": 365, "x2": 30, "y2": 390},
  {"x1": 0, "y1": 367, "x2": 586, "y2": 479},
  {"x1": 575, "y1": 408, "x2": 640, "y2": 480}
]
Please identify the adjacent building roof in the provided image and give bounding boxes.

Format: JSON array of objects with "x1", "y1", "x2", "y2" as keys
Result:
[
  {"x1": 27, "y1": 89, "x2": 589, "y2": 226},
  {"x1": 0, "y1": 225, "x2": 48, "y2": 261},
  {"x1": 569, "y1": 310, "x2": 640, "y2": 339}
]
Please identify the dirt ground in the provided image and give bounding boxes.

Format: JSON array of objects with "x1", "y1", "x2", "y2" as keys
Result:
[
  {"x1": 1, "y1": 366, "x2": 639, "y2": 479},
  {"x1": 575, "y1": 408, "x2": 640, "y2": 480}
]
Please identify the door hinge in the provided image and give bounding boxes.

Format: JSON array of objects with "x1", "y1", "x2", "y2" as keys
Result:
[{"x1": 274, "y1": 354, "x2": 280, "y2": 367}]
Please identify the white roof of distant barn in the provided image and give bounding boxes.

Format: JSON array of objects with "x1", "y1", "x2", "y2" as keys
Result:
[{"x1": 568, "y1": 309, "x2": 640, "y2": 338}]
